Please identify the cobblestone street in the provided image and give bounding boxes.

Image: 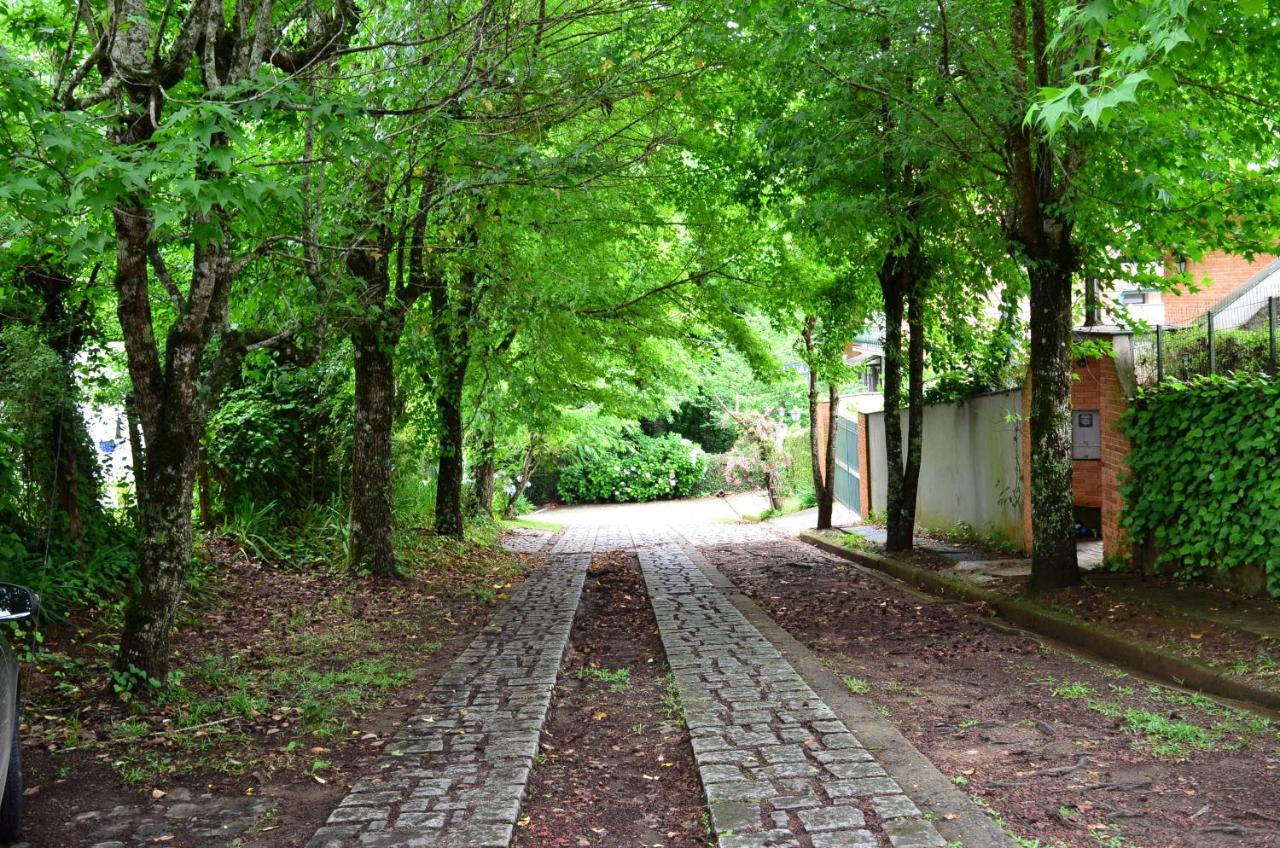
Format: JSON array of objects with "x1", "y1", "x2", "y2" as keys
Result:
[{"x1": 303, "y1": 514, "x2": 999, "y2": 848}]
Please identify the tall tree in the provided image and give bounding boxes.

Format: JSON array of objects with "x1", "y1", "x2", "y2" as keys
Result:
[{"x1": 44, "y1": 0, "x2": 354, "y2": 683}]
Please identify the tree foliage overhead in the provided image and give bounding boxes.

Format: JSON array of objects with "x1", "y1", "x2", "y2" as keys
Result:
[{"x1": 3, "y1": 0, "x2": 1279, "y2": 683}]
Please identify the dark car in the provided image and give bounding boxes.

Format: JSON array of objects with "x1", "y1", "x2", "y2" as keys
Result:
[{"x1": 0, "y1": 584, "x2": 36, "y2": 842}]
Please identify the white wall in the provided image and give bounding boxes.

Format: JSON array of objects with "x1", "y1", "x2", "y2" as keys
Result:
[{"x1": 867, "y1": 388, "x2": 1026, "y2": 549}]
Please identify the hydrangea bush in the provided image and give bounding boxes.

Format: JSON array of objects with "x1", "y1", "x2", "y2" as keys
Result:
[{"x1": 557, "y1": 433, "x2": 707, "y2": 503}]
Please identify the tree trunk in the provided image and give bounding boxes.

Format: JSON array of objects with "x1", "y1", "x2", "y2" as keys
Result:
[
  {"x1": 469, "y1": 430, "x2": 496, "y2": 518},
  {"x1": 117, "y1": 418, "x2": 198, "y2": 681},
  {"x1": 763, "y1": 468, "x2": 783, "y2": 512},
  {"x1": 879, "y1": 235, "x2": 926, "y2": 551},
  {"x1": 759, "y1": 437, "x2": 783, "y2": 511},
  {"x1": 816, "y1": 382, "x2": 838, "y2": 529},
  {"x1": 806, "y1": 365, "x2": 825, "y2": 523},
  {"x1": 113, "y1": 186, "x2": 224, "y2": 687},
  {"x1": 1005, "y1": 0, "x2": 1081, "y2": 591},
  {"x1": 803, "y1": 317, "x2": 835, "y2": 530},
  {"x1": 1027, "y1": 262, "x2": 1080, "y2": 591},
  {"x1": 901, "y1": 278, "x2": 925, "y2": 535},
  {"x1": 434, "y1": 358, "x2": 467, "y2": 538},
  {"x1": 503, "y1": 438, "x2": 538, "y2": 519},
  {"x1": 880, "y1": 252, "x2": 910, "y2": 550},
  {"x1": 113, "y1": 189, "x2": 204, "y2": 684},
  {"x1": 429, "y1": 254, "x2": 477, "y2": 540},
  {"x1": 349, "y1": 333, "x2": 398, "y2": 576}
]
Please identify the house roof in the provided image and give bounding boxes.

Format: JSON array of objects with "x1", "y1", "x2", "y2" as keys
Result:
[
  {"x1": 1208, "y1": 258, "x2": 1280, "y2": 329},
  {"x1": 1074, "y1": 324, "x2": 1133, "y2": 338}
]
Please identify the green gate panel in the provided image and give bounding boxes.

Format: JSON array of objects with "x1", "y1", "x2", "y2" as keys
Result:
[{"x1": 832, "y1": 418, "x2": 860, "y2": 516}]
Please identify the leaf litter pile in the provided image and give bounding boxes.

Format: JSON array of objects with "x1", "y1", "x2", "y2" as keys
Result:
[{"x1": 513, "y1": 550, "x2": 712, "y2": 848}]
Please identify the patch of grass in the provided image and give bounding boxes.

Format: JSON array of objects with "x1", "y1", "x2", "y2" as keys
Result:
[
  {"x1": 1223, "y1": 650, "x2": 1279, "y2": 680},
  {"x1": 577, "y1": 665, "x2": 632, "y2": 693},
  {"x1": 1122, "y1": 709, "x2": 1212, "y2": 758},
  {"x1": 660, "y1": 673, "x2": 684, "y2": 723},
  {"x1": 1050, "y1": 681, "x2": 1093, "y2": 700},
  {"x1": 924, "y1": 520, "x2": 1024, "y2": 557},
  {"x1": 841, "y1": 675, "x2": 871, "y2": 695},
  {"x1": 501, "y1": 517, "x2": 565, "y2": 533},
  {"x1": 1037, "y1": 670, "x2": 1280, "y2": 760},
  {"x1": 837, "y1": 531, "x2": 879, "y2": 554},
  {"x1": 755, "y1": 494, "x2": 810, "y2": 521}
]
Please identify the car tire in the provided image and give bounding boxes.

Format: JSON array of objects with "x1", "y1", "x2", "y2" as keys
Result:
[{"x1": 0, "y1": 699, "x2": 22, "y2": 843}]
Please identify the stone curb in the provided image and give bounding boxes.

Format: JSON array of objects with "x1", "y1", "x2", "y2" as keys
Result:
[
  {"x1": 799, "y1": 531, "x2": 1280, "y2": 715},
  {"x1": 677, "y1": 539, "x2": 1015, "y2": 848}
]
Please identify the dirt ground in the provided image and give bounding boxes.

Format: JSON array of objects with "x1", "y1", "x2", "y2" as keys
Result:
[
  {"x1": 23, "y1": 534, "x2": 527, "y2": 848},
  {"x1": 700, "y1": 534, "x2": 1280, "y2": 848},
  {"x1": 831, "y1": 527, "x2": 1280, "y2": 698},
  {"x1": 1052, "y1": 578, "x2": 1280, "y2": 695},
  {"x1": 513, "y1": 550, "x2": 709, "y2": 848}
]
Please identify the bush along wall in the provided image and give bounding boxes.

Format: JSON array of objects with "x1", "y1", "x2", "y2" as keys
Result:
[
  {"x1": 557, "y1": 433, "x2": 706, "y2": 504},
  {"x1": 1121, "y1": 375, "x2": 1280, "y2": 596}
]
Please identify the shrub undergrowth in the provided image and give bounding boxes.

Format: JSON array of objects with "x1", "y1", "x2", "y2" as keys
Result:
[{"x1": 557, "y1": 433, "x2": 706, "y2": 504}]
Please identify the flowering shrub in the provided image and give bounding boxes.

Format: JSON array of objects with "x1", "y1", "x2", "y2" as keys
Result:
[
  {"x1": 721, "y1": 411, "x2": 789, "y2": 510},
  {"x1": 557, "y1": 433, "x2": 707, "y2": 504},
  {"x1": 692, "y1": 453, "x2": 759, "y2": 495}
]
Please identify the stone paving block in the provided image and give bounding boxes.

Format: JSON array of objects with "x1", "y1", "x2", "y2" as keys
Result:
[
  {"x1": 827, "y1": 776, "x2": 904, "y2": 797},
  {"x1": 799, "y1": 804, "x2": 867, "y2": 832},
  {"x1": 874, "y1": 794, "x2": 923, "y2": 820},
  {"x1": 824, "y1": 760, "x2": 889, "y2": 779},
  {"x1": 810, "y1": 830, "x2": 880, "y2": 848},
  {"x1": 884, "y1": 816, "x2": 949, "y2": 848}
]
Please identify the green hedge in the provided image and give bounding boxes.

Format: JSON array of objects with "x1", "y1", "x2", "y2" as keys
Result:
[
  {"x1": 558, "y1": 433, "x2": 706, "y2": 504},
  {"x1": 1121, "y1": 375, "x2": 1280, "y2": 595}
]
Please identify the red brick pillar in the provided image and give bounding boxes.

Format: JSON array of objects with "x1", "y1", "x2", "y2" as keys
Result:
[{"x1": 1098, "y1": 357, "x2": 1132, "y2": 563}]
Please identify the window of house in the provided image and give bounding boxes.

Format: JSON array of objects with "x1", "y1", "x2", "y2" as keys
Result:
[
  {"x1": 1120, "y1": 290, "x2": 1148, "y2": 305},
  {"x1": 863, "y1": 361, "x2": 881, "y2": 393}
]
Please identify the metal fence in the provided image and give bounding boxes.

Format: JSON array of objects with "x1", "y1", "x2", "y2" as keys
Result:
[{"x1": 1132, "y1": 295, "x2": 1279, "y2": 386}]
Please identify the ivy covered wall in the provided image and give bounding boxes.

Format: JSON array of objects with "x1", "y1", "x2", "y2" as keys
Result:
[{"x1": 1121, "y1": 375, "x2": 1280, "y2": 596}]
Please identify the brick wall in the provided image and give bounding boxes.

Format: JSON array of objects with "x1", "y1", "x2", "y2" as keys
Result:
[
  {"x1": 1024, "y1": 352, "x2": 1132, "y2": 563},
  {"x1": 1072, "y1": 361, "x2": 1103, "y2": 509},
  {"x1": 1163, "y1": 252, "x2": 1278, "y2": 325},
  {"x1": 1097, "y1": 356, "x2": 1131, "y2": 561}
]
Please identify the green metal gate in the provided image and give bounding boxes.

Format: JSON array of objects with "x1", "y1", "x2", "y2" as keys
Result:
[{"x1": 832, "y1": 417, "x2": 860, "y2": 516}]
